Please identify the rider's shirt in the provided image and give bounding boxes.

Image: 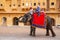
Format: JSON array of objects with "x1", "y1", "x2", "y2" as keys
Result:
[{"x1": 29, "y1": 9, "x2": 33, "y2": 15}]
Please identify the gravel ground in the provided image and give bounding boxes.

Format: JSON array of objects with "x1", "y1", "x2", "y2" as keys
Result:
[{"x1": 0, "y1": 26, "x2": 60, "y2": 40}]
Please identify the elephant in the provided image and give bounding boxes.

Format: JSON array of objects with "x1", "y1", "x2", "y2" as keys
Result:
[{"x1": 19, "y1": 12, "x2": 56, "y2": 37}]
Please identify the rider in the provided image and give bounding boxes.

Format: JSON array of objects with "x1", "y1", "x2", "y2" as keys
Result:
[
  {"x1": 35, "y1": 5, "x2": 41, "y2": 16},
  {"x1": 29, "y1": 7, "x2": 34, "y2": 15}
]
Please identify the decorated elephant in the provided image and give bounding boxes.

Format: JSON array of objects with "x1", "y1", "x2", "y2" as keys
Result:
[{"x1": 19, "y1": 12, "x2": 56, "y2": 37}]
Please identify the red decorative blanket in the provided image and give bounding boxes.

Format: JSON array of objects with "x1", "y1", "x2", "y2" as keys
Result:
[{"x1": 32, "y1": 12, "x2": 46, "y2": 28}]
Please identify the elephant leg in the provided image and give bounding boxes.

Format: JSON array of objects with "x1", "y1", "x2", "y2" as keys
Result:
[
  {"x1": 46, "y1": 27, "x2": 50, "y2": 36},
  {"x1": 30, "y1": 26, "x2": 33, "y2": 36},
  {"x1": 32, "y1": 27, "x2": 36, "y2": 36},
  {"x1": 50, "y1": 28, "x2": 56, "y2": 37},
  {"x1": 48, "y1": 25, "x2": 56, "y2": 37},
  {"x1": 30, "y1": 26, "x2": 36, "y2": 36}
]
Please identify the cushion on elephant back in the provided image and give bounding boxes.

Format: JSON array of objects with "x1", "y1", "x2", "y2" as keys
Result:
[{"x1": 32, "y1": 12, "x2": 46, "y2": 28}]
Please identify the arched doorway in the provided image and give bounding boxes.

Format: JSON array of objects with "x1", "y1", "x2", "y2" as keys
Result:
[
  {"x1": 2, "y1": 17, "x2": 7, "y2": 25},
  {"x1": 13, "y1": 17, "x2": 19, "y2": 25},
  {"x1": 51, "y1": 18, "x2": 55, "y2": 26}
]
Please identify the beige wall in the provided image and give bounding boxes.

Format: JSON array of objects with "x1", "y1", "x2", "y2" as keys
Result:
[
  {"x1": 0, "y1": 13, "x2": 59, "y2": 26},
  {"x1": 0, "y1": 0, "x2": 59, "y2": 11},
  {"x1": 0, "y1": 13, "x2": 24, "y2": 26},
  {"x1": 0, "y1": 0, "x2": 60, "y2": 26}
]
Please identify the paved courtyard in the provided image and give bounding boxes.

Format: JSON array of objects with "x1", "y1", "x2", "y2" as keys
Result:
[{"x1": 0, "y1": 26, "x2": 60, "y2": 40}]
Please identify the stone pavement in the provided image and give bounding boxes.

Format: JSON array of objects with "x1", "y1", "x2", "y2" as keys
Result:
[{"x1": 0, "y1": 26, "x2": 60, "y2": 40}]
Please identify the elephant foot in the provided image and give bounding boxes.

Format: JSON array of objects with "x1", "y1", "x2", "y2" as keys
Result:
[
  {"x1": 29, "y1": 34, "x2": 32, "y2": 36},
  {"x1": 46, "y1": 34, "x2": 50, "y2": 36},
  {"x1": 32, "y1": 34, "x2": 36, "y2": 37},
  {"x1": 29, "y1": 34, "x2": 36, "y2": 37},
  {"x1": 52, "y1": 34, "x2": 56, "y2": 37}
]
